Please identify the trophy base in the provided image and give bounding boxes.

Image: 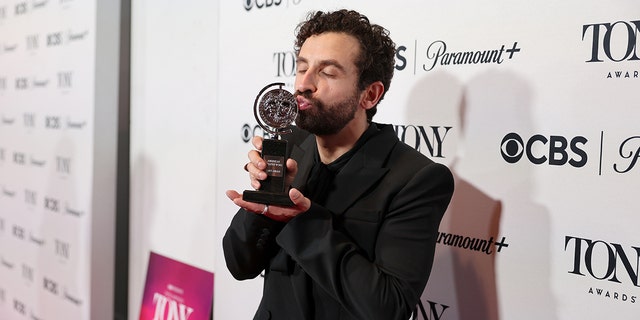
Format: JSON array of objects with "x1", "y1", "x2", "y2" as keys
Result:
[{"x1": 243, "y1": 190, "x2": 294, "y2": 207}]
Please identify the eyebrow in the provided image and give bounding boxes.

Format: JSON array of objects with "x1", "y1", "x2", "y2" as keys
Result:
[{"x1": 296, "y1": 57, "x2": 347, "y2": 73}]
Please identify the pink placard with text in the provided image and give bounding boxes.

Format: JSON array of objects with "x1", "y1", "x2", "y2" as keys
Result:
[{"x1": 139, "y1": 252, "x2": 214, "y2": 320}]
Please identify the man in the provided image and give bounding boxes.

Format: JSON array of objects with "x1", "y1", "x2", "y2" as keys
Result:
[{"x1": 223, "y1": 9, "x2": 454, "y2": 320}]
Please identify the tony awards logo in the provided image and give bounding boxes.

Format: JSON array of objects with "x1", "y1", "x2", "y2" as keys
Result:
[{"x1": 243, "y1": 82, "x2": 298, "y2": 206}]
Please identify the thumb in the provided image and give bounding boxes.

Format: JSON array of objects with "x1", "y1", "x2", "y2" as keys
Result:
[{"x1": 289, "y1": 188, "x2": 310, "y2": 211}]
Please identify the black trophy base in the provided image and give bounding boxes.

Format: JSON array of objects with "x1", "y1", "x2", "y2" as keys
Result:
[{"x1": 243, "y1": 190, "x2": 294, "y2": 206}]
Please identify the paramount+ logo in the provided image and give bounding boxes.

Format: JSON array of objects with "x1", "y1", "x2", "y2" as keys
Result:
[{"x1": 500, "y1": 132, "x2": 587, "y2": 167}]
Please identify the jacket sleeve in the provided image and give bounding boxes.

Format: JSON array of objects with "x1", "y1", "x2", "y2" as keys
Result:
[
  {"x1": 276, "y1": 162, "x2": 454, "y2": 319},
  {"x1": 222, "y1": 209, "x2": 285, "y2": 280}
]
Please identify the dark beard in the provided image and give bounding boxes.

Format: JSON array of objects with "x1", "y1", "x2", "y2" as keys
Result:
[{"x1": 295, "y1": 91, "x2": 359, "y2": 136}]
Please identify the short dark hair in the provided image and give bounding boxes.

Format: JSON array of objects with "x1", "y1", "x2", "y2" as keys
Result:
[{"x1": 294, "y1": 9, "x2": 396, "y2": 121}]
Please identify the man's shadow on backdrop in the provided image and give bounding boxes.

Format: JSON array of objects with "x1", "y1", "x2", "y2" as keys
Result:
[{"x1": 404, "y1": 70, "x2": 556, "y2": 320}]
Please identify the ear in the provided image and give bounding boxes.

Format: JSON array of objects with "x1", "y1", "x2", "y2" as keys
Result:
[{"x1": 359, "y1": 81, "x2": 385, "y2": 110}]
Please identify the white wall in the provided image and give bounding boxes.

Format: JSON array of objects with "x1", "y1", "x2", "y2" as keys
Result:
[{"x1": 129, "y1": 1, "x2": 219, "y2": 319}]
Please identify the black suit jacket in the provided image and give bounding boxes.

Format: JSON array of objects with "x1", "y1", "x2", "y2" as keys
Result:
[{"x1": 223, "y1": 123, "x2": 454, "y2": 320}]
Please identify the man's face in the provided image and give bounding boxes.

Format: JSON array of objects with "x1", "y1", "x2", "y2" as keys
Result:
[{"x1": 294, "y1": 32, "x2": 363, "y2": 135}]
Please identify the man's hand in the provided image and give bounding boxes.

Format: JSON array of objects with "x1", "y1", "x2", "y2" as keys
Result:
[
  {"x1": 244, "y1": 136, "x2": 298, "y2": 190},
  {"x1": 226, "y1": 135, "x2": 311, "y2": 222},
  {"x1": 225, "y1": 188, "x2": 311, "y2": 222}
]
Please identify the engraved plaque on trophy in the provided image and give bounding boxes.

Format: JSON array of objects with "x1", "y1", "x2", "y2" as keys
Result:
[{"x1": 243, "y1": 82, "x2": 298, "y2": 206}]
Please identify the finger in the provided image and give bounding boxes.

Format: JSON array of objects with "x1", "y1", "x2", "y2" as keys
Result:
[
  {"x1": 228, "y1": 190, "x2": 265, "y2": 214},
  {"x1": 234, "y1": 197, "x2": 268, "y2": 214},
  {"x1": 252, "y1": 136, "x2": 264, "y2": 150},
  {"x1": 226, "y1": 190, "x2": 241, "y2": 201},
  {"x1": 250, "y1": 178, "x2": 261, "y2": 190},
  {"x1": 248, "y1": 150, "x2": 266, "y2": 171},
  {"x1": 289, "y1": 188, "x2": 311, "y2": 212},
  {"x1": 286, "y1": 158, "x2": 298, "y2": 177}
]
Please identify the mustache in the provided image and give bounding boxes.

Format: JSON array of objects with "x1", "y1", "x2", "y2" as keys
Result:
[
  {"x1": 294, "y1": 90, "x2": 323, "y2": 109},
  {"x1": 294, "y1": 90, "x2": 312, "y2": 99}
]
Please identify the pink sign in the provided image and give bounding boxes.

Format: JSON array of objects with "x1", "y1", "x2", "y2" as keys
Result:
[{"x1": 139, "y1": 252, "x2": 214, "y2": 320}]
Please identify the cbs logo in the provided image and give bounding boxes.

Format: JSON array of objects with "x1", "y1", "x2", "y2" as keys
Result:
[{"x1": 501, "y1": 132, "x2": 588, "y2": 167}]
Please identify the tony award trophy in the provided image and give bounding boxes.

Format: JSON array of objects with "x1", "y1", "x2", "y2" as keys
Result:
[{"x1": 243, "y1": 82, "x2": 298, "y2": 206}]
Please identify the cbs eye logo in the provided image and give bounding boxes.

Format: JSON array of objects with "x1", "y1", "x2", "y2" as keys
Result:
[
  {"x1": 501, "y1": 132, "x2": 588, "y2": 167},
  {"x1": 243, "y1": 0, "x2": 282, "y2": 11},
  {"x1": 244, "y1": 0, "x2": 301, "y2": 11}
]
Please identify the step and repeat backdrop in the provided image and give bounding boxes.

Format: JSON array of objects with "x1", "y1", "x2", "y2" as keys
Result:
[
  {"x1": 212, "y1": 1, "x2": 639, "y2": 320},
  {"x1": 0, "y1": 0, "x2": 120, "y2": 319}
]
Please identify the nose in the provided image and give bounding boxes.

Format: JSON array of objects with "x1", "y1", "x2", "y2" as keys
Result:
[{"x1": 295, "y1": 69, "x2": 317, "y2": 94}]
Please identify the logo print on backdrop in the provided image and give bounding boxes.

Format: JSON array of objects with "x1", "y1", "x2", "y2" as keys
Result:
[
  {"x1": 56, "y1": 156, "x2": 71, "y2": 175},
  {"x1": 30, "y1": 155, "x2": 46, "y2": 167},
  {"x1": 1, "y1": 257, "x2": 15, "y2": 269},
  {"x1": 0, "y1": 77, "x2": 6, "y2": 91},
  {"x1": 55, "y1": 239, "x2": 70, "y2": 260},
  {"x1": 2, "y1": 116, "x2": 15, "y2": 125},
  {"x1": 2, "y1": 186, "x2": 16, "y2": 198},
  {"x1": 395, "y1": 41, "x2": 521, "y2": 73},
  {"x1": 500, "y1": 132, "x2": 588, "y2": 167},
  {"x1": 564, "y1": 236, "x2": 639, "y2": 303},
  {"x1": 13, "y1": 299, "x2": 26, "y2": 315},
  {"x1": 45, "y1": 197, "x2": 60, "y2": 212},
  {"x1": 25, "y1": 189, "x2": 37, "y2": 206},
  {"x1": 394, "y1": 124, "x2": 452, "y2": 158},
  {"x1": 273, "y1": 51, "x2": 296, "y2": 78},
  {"x1": 65, "y1": 204, "x2": 84, "y2": 217},
  {"x1": 12, "y1": 225, "x2": 25, "y2": 240},
  {"x1": 244, "y1": 0, "x2": 301, "y2": 11},
  {"x1": 22, "y1": 264, "x2": 34, "y2": 283},
  {"x1": 241, "y1": 123, "x2": 269, "y2": 143},
  {"x1": 2, "y1": 187, "x2": 15, "y2": 197},
  {"x1": 613, "y1": 136, "x2": 640, "y2": 173},
  {"x1": 44, "y1": 277, "x2": 59, "y2": 295},
  {"x1": 33, "y1": 0, "x2": 48, "y2": 9},
  {"x1": 13, "y1": 152, "x2": 26, "y2": 165},
  {"x1": 582, "y1": 20, "x2": 640, "y2": 79},
  {"x1": 15, "y1": 77, "x2": 28, "y2": 90},
  {"x1": 57, "y1": 71, "x2": 72, "y2": 89},
  {"x1": 414, "y1": 300, "x2": 450, "y2": 320},
  {"x1": 0, "y1": 7, "x2": 6, "y2": 20},
  {"x1": 47, "y1": 32, "x2": 63, "y2": 46},
  {"x1": 503, "y1": 132, "x2": 640, "y2": 174},
  {"x1": 3, "y1": 43, "x2": 17, "y2": 52},
  {"x1": 29, "y1": 233, "x2": 45, "y2": 246},
  {"x1": 436, "y1": 233, "x2": 509, "y2": 255},
  {"x1": 46, "y1": 116, "x2": 61, "y2": 129},
  {"x1": 68, "y1": 30, "x2": 89, "y2": 42},
  {"x1": 24, "y1": 113, "x2": 36, "y2": 129},
  {"x1": 27, "y1": 35, "x2": 39, "y2": 50},
  {"x1": 66, "y1": 118, "x2": 87, "y2": 130},
  {"x1": 64, "y1": 290, "x2": 83, "y2": 306},
  {"x1": 33, "y1": 78, "x2": 49, "y2": 88},
  {"x1": 14, "y1": 2, "x2": 27, "y2": 15}
]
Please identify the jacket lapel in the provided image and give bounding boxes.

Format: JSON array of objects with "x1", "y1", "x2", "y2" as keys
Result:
[
  {"x1": 282, "y1": 124, "x2": 398, "y2": 319},
  {"x1": 324, "y1": 126, "x2": 397, "y2": 214},
  {"x1": 290, "y1": 124, "x2": 399, "y2": 214}
]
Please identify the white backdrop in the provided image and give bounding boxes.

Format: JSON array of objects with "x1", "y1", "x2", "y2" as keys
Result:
[
  {"x1": 0, "y1": 0, "x2": 121, "y2": 319},
  {"x1": 127, "y1": 1, "x2": 640, "y2": 320}
]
